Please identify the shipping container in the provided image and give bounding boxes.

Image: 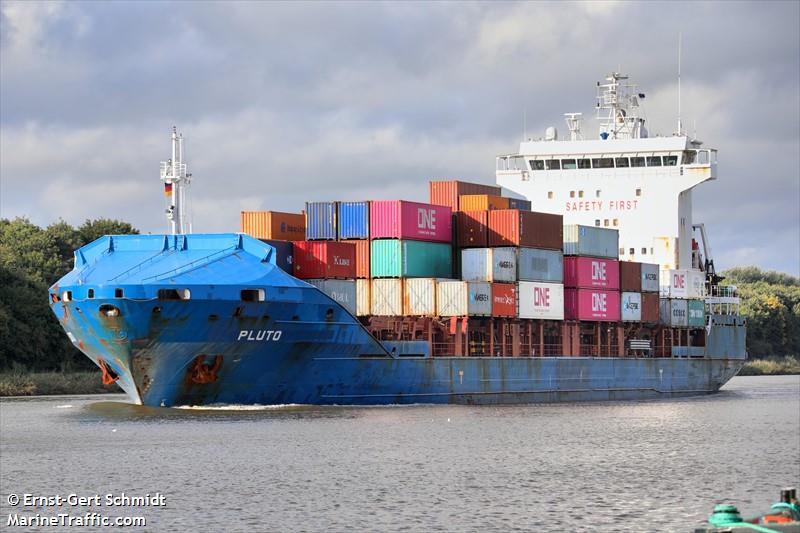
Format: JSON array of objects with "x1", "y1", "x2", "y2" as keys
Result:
[
  {"x1": 641, "y1": 292, "x2": 660, "y2": 323},
  {"x1": 564, "y1": 288, "x2": 621, "y2": 322},
  {"x1": 687, "y1": 299, "x2": 706, "y2": 327},
  {"x1": 370, "y1": 200, "x2": 452, "y2": 243},
  {"x1": 661, "y1": 269, "x2": 706, "y2": 299},
  {"x1": 240, "y1": 211, "x2": 306, "y2": 241},
  {"x1": 506, "y1": 197, "x2": 532, "y2": 211},
  {"x1": 403, "y1": 278, "x2": 437, "y2": 316},
  {"x1": 518, "y1": 282, "x2": 565, "y2": 320},
  {"x1": 491, "y1": 283, "x2": 517, "y2": 317},
  {"x1": 436, "y1": 280, "x2": 468, "y2": 317},
  {"x1": 621, "y1": 292, "x2": 642, "y2": 322},
  {"x1": 343, "y1": 239, "x2": 370, "y2": 279},
  {"x1": 258, "y1": 239, "x2": 294, "y2": 274},
  {"x1": 455, "y1": 211, "x2": 488, "y2": 248},
  {"x1": 563, "y1": 257, "x2": 620, "y2": 289},
  {"x1": 488, "y1": 210, "x2": 563, "y2": 249},
  {"x1": 467, "y1": 282, "x2": 493, "y2": 316},
  {"x1": 641, "y1": 263, "x2": 660, "y2": 292},
  {"x1": 620, "y1": 261, "x2": 642, "y2": 292},
  {"x1": 563, "y1": 225, "x2": 619, "y2": 259},
  {"x1": 429, "y1": 180, "x2": 501, "y2": 212},
  {"x1": 660, "y1": 298, "x2": 688, "y2": 327},
  {"x1": 306, "y1": 279, "x2": 357, "y2": 315},
  {"x1": 371, "y1": 279, "x2": 403, "y2": 316},
  {"x1": 293, "y1": 241, "x2": 356, "y2": 279},
  {"x1": 459, "y1": 194, "x2": 510, "y2": 211},
  {"x1": 370, "y1": 240, "x2": 453, "y2": 278},
  {"x1": 517, "y1": 248, "x2": 563, "y2": 283},
  {"x1": 356, "y1": 279, "x2": 370, "y2": 316},
  {"x1": 305, "y1": 202, "x2": 338, "y2": 240},
  {"x1": 338, "y1": 201, "x2": 370, "y2": 240},
  {"x1": 461, "y1": 248, "x2": 517, "y2": 283}
]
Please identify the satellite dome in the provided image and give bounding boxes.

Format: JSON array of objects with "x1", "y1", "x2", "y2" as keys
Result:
[{"x1": 544, "y1": 126, "x2": 558, "y2": 141}]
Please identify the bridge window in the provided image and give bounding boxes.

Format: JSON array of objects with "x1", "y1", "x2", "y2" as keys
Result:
[
  {"x1": 615, "y1": 157, "x2": 630, "y2": 167},
  {"x1": 561, "y1": 159, "x2": 577, "y2": 170},
  {"x1": 241, "y1": 289, "x2": 265, "y2": 302},
  {"x1": 646, "y1": 156, "x2": 662, "y2": 167},
  {"x1": 642, "y1": 247, "x2": 647, "y2": 254},
  {"x1": 682, "y1": 151, "x2": 696, "y2": 164},
  {"x1": 595, "y1": 219, "x2": 601, "y2": 227},
  {"x1": 530, "y1": 160, "x2": 544, "y2": 171},
  {"x1": 158, "y1": 289, "x2": 191, "y2": 300},
  {"x1": 545, "y1": 159, "x2": 561, "y2": 170},
  {"x1": 664, "y1": 155, "x2": 678, "y2": 166},
  {"x1": 630, "y1": 157, "x2": 646, "y2": 167},
  {"x1": 591, "y1": 158, "x2": 614, "y2": 169},
  {"x1": 578, "y1": 159, "x2": 591, "y2": 169}
]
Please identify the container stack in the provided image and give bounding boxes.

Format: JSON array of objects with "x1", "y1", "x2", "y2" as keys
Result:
[
  {"x1": 562, "y1": 225, "x2": 620, "y2": 322},
  {"x1": 659, "y1": 268, "x2": 706, "y2": 328},
  {"x1": 240, "y1": 211, "x2": 306, "y2": 275},
  {"x1": 619, "y1": 261, "x2": 660, "y2": 323}
]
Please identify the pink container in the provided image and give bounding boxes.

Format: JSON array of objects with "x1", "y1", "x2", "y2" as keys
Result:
[
  {"x1": 563, "y1": 257, "x2": 620, "y2": 289},
  {"x1": 370, "y1": 200, "x2": 452, "y2": 242},
  {"x1": 564, "y1": 288, "x2": 621, "y2": 322}
]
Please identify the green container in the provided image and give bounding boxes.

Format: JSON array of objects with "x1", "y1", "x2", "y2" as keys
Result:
[
  {"x1": 687, "y1": 299, "x2": 705, "y2": 327},
  {"x1": 371, "y1": 239, "x2": 453, "y2": 278}
]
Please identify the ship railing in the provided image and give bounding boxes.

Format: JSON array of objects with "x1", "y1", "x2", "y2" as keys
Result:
[
  {"x1": 141, "y1": 245, "x2": 238, "y2": 282},
  {"x1": 705, "y1": 284, "x2": 741, "y2": 315}
]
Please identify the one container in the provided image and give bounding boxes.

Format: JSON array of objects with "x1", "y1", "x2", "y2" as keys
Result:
[
  {"x1": 343, "y1": 239, "x2": 370, "y2": 279},
  {"x1": 437, "y1": 280, "x2": 468, "y2": 316},
  {"x1": 506, "y1": 197, "x2": 532, "y2": 211},
  {"x1": 517, "y1": 248, "x2": 563, "y2": 283},
  {"x1": 467, "y1": 282, "x2": 492, "y2": 316},
  {"x1": 563, "y1": 257, "x2": 620, "y2": 289},
  {"x1": 663, "y1": 269, "x2": 706, "y2": 299},
  {"x1": 371, "y1": 279, "x2": 403, "y2": 316},
  {"x1": 620, "y1": 261, "x2": 642, "y2": 292},
  {"x1": 403, "y1": 278, "x2": 437, "y2": 316},
  {"x1": 456, "y1": 210, "x2": 488, "y2": 248},
  {"x1": 488, "y1": 210, "x2": 563, "y2": 249},
  {"x1": 429, "y1": 180, "x2": 501, "y2": 213},
  {"x1": 338, "y1": 201, "x2": 370, "y2": 240},
  {"x1": 687, "y1": 299, "x2": 706, "y2": 327},
  {"x1": 660, "y1": 298, "x2": 688, "y2": 327},
  {"x1": 621, "y1": 292, "x2": 642, "y2": 322},
  {"x1": 641, "y1": 263, "x2": 660, "y2": 292},
  {"x1": 564, "y1": 288, "x2": 621, "y2": 322},
  {"x1": 459, "y1": 194, "x2": 510, "y2": 211},
  {"x1": 461, "y1": 248, "x2": 517, "y2": 283},
  {"x1": 563, "y1": 225, "x2": 619, "y2": 259},
  {"x1": 259, "y1": 239, "x2": 294, "y2": 274},
  {"x1": 305, "y1": 202, "x2": 338, "y2": 240},
  {"x1": 356, "y1": 279, "x2": 370, "y2": 316},
  {"x1": 370, "y1": 200, "x2": 452, "y2": 243},
  {"x1": 518, "y1": 282, "x2": 565, "y2": 320},
  {"x1": 641, "y1": 292, "x2": 660, "y2": 323},
  {"x1": 306, "y1": 279, "x2": 357, "y2": 315},
  {"x1": 293, "y1": 241, "x2": 356, "y2": 279},
  {"x1": 240, "y1": 211, "x2": 306, "y2": 241},
  {"x1": 370, "y1": 240, "x2": 452, "y2": 278},
  {"x1": 491, "y1": 283, "x2": 517, "y2": 317}
]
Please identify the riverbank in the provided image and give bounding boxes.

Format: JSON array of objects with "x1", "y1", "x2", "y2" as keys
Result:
[
  {"x1": 738, "y1": 356, "x2": 800, "y2": 376},
  {"x1": 0, "y1": 372, "x2": 120, "y2": 397}
]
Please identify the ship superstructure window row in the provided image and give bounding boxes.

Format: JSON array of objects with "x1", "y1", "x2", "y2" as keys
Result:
[{"x1": 528, "y1": 154, "x2": 679, "y2": 170}]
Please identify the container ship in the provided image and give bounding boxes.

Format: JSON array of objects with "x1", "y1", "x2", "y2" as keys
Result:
[{"x1": 49, "y1": 72, "x2": 746, "y2": 407}]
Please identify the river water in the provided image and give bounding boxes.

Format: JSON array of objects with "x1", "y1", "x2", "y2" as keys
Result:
[{"x1": 1, "y1": 375, "x2": 798, "y2": 532}]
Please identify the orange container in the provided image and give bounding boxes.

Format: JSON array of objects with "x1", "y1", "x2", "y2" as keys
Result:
[
  {"x1": 429, "y1": 180, "x2": 501, "y2": 212},
  {"x1": 488, "y1": 209, "x2": 563, "y2": 249},
  {"x1": 458, "y1": 194, "x2": 510, "y2": 211},
  {"x1": 456, "y1": 211, "x2": 488, "y2": 248},
  {"x1": 240, "y1": 211, "x2": 306, "y2": 241},
  {"x1": 344, "y1": 239, "x2": 370, "y2": 279},
  {"x1": 491, "y1": 283, "x2": 517, "y2": 317}
]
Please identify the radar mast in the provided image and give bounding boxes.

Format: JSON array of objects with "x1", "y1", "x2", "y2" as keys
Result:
[{"x1": 159, "y1": 127, "x2": 193, "y2": 234}]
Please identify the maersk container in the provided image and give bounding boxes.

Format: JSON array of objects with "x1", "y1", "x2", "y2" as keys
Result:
[
  {"x1": 620, "y1": 261, "x2": 642, "y2": 292},
  {"x1": 338, "y1": 201, "x2": 369, "y2": 240},
  {"x1": 456, "y1": 210, "x2": 488, "y2": 248},
  {"x1": 437, "y1": 280, "x2": 468, "y2": 316},
  {"x1": 662, "y1": 269, "x2": 706, "y2": 299},
  {"x1": 356, "y1": 279, "x2": 370, "y2": 316},
  {"x1": 307, "y1": 279, "x2": 357, "y2": 316},
  {"x1": 621, "y1": 292, "x2": 642, "y2": 322},
  {"x1": 516, "y1": 248, "x2": 563, "y2": 283},
  {"x1": 564, "y1": 288, "x2": 621, "y2": 322},
  {"x1": 240, "y1": 211, "x2": 306, "y2": 241},
  {"x1": 461, "y1": 248, "x2": 517, "y2": 283},
  {"x1": 518, "y1": 282, "x2": 565, "y2": 320},
  {"x1": 467, "y1": 282, "x2": 492, "y2": 316},
  {"x1": 563, "y1": 256, "x2": 620, "y2": 290},
  {"x1": 641, "y1": 292, "x2": 660, "y2": 323},
  {"x1": 563, "y1": 225, "x2": 619, "y2": 259},
  {"x1": 688, "y1": 299, "x2": 706, "y2": 327},
  {"x1": 506, "y1": 197, "x2": 532, "y2": 211},
  {"x1": 459, "y1": 194, "x2": 509, "y2": 211},
  {"x1": 488, "y1": 210, "x2": 563, "y2": 249},
  {"x1": 293, "y1": 241, "x2": 356, "y2": 279},
  {"x1": 429, "y1": 180, "x2": 501, "y2": 213},
  {"x1": 403, "y1": 278, "x2": 437, "y2": 316},
  {"x1": 259, "y1": 239, "x2": 294, "y2": 274},
  {"x1": 491, "y1": 283, "x2": 517, "y2": 317},
  {"x1": 371, "y1": 279, "x2": 403, "y2": 316},
  {"x1": 344, "y1": 239, "x2": 370, "y2": 279},
  {"x1": 305, "y1": 202, "x2": 338, "y2": 240},
  {"x1": 641, "y1": 263, "x2": 659, "y2": 292},
  {"x1": 660, "y1": 298, "x2": 688, "y2": 327},
  {"x1": 370, "y1": 200, "x2": 452, "y2": 243},
  {"x1": 370, "y1": 240, "x2": 452, "y2": 278}
]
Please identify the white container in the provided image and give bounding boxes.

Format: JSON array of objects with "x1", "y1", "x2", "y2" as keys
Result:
[
  {"x1": 356, "y1": 278, "x2": 370, "y2": 316},
  {"x1": 437, "y1": 280, "x2": 468, "y2": 316},
  {"x1": 404, "y1": 278, "x2": 437, "y2": 316},
  {"x1": 518, "y1": 282, "x2": 565, "y2": 320},
  {"x1": 659, "y1": 298, "x2": 688, "y2": 327},
  {"x1": 307, "y1": 279, "x2": 357, "y2": 316},
  {"x1": 467, "y1": 282, "x2": 492, "y2": 316},
  {"x1": 621, "y1": 292, "x2": 642, "y2": 322},
  {"x1": 371, "y1": 279, "x2": 403, "y2": 316},
  {"x1": 461, "y1": 248, "x2": 517, "y2": 282},
  {"x1": 641, "y1": 263, "x2": 659, "y2": 292},
  {"x1": 662, "y1": 269, "x2": 706, "y2": 298}
]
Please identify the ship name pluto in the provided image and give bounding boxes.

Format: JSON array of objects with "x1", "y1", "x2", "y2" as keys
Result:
[{"x1": 237, "y1": 330, "x2": 283, "y2": 341}]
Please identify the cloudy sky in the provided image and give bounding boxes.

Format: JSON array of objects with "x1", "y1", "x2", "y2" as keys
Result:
[{"x1": 1, "y1": 1, "x2": 798, "y2": 274}]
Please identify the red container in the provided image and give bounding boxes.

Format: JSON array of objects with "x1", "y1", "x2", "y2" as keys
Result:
[
  {"x1": 488, "y1": 210, "x2": 563, "y2": 249},
  {"x1": 293, "y1": 241, "x2": 356, "y2": 279},
  {"x1": 456, "y1": 211, "x2": 488, "y2": 248},
  {"x1": 641, "y1": 292, "x2": 659, "y2": 323},
  {"x1": 370, "y1": 200, "x2": 452, "y2": 242},
  {"x1": 564, "y1": 288, "x2": 621, "y2": 322},
  {"x1": 620, "y1": 261, "x2": 642, "y2": 292},
  {"x1": 563, "y1": 257, "x2": 620, "y2": 289},
  {"x1": 429, "y1": 180, "x2": 501, "y2": 212},
  {"x1": 491, "y1": 283, "x2": 517, "y2": 317},
  {"x1": 344, "y1": 239, "x2": 370, "y2": 279}
]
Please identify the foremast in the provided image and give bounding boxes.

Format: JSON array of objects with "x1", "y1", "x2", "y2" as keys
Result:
[{"x1": 159, "y1": 127, "x2": 192, "y2": 234}]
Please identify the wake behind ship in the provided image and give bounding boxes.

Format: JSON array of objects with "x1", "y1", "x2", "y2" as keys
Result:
[{"x1": 49, "y1": 73, "x2": 747, "y2": 407}]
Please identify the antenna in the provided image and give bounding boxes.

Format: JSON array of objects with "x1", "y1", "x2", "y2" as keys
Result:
[
  {"x1": 523, "y1": 106, "x2": 527, "y2": 141},
  {"x1": 677, "y1": 32, "x2": 682, "y2": 136}
]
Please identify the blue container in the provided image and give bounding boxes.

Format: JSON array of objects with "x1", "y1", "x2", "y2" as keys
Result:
[
  {"x1": 338, "y1": 201, "x2": 370, "y2": 240},
  {"x1": 305, "y1": 202, "x2": 338, "y2": 240},
  {"x1": 259, "y1": 239, "x2": 294, "y2": 274},
  {"x1": 507, "y1": 197, "x2": 531, "y2": 211}
]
